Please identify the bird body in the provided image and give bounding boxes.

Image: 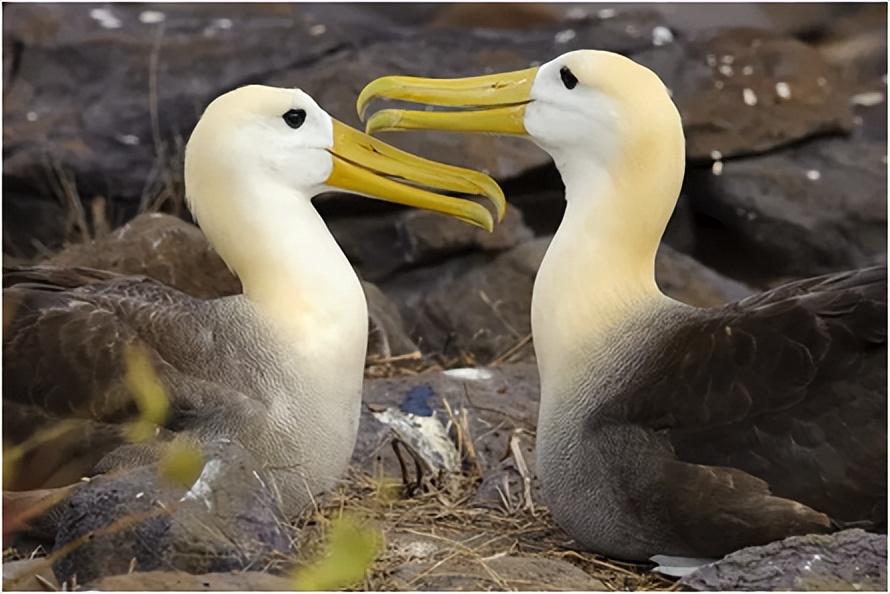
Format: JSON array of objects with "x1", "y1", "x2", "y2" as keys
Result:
[
  {"x1": 4, "y1": 85, "x2": 505, "y2": 516},
  {"x1": 358, "y1": 50, "x2": 887, "y2": 559}
]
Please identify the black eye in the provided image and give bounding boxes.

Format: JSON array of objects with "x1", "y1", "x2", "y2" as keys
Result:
[
  {"x1": 282, "y1": 108, "x2": 306, "y2": 129},
  {"x1": 560, "y1": 66, "x2": 578, "y2": 90}
]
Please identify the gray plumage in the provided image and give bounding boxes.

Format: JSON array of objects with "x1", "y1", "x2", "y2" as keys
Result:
[
  {"x1": 3, "y1": 266, "x2": 359, "y2": 513},
  {"x1": 538, "y1": 266, "x2": 886, "y2": 560}
]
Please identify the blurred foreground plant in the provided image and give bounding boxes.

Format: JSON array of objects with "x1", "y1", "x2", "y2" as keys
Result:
[
  {"x1": 292, "y1": 514, "x2": 382, "y2": 591},
  {"x1": 123, "y1": 343, "x2": 169, "y2": 442}
]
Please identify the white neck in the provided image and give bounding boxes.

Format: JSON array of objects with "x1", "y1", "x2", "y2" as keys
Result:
[
  {"x1": 196, "y1": 178, "x2": 368, "y2": 399},
  {"x1": 532, "y1": 152, "x2": 680, "y2": 409}
]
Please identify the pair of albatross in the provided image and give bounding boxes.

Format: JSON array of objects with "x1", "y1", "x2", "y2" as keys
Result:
[
  {"x1": 358, "y1": 50, "x2": 887, "y2": 560},
  {"x1": 3, "y1": 87, "x2": 504, "y2": 515}
]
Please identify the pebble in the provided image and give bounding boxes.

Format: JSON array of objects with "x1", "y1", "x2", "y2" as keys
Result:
[
  {"x1": 743, "y1": 88, "x2": 758, "y2": 106},
  {"x1": 443, "y1": 368, "x2": 494, "y2": 382},
  {"x1": 554, "y1": 29, "x2": 576, "y2": 44},
  {"x1": 775, "y1": 82, "x2": 791, "y2": 100},
  {"x1": 596, "y1": 8, "x2": 616, "y2": 19},
  {"x1": 651, "y1": 26, "x2": 674, "y2": 47},
  {"x1": 138, "y1": 11, "x2": 165, "y2": 24},
  {"x1": 89, "y1": 8, "x2": 121, "y2": 29},
  {"x1": 806, "y1": 169, "x2": 821, "y2": 181},
  {"x1": 850, "y1": 91, "x2": 884, "y2": 107}
]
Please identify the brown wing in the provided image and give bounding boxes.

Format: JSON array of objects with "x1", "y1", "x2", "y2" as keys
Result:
[
  {"x1": 601, "y1": 266, "x2": 886, "y2": 552},
  {"x1": 3, "y1": 266, "x2": 208, "y2": 488}
]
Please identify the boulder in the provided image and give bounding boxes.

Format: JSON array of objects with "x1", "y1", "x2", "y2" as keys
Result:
[
  {"x1": 44, "y1": 213, "x2": 241, "y2": 298},
  {"x1": 329, "y1": 206, "x2": 533, "y2": 282},
  {"x1": 390, "y1": 552, "x2": 608, "y2": 591},
  {"x1": 384, "y1": 236, "x2": 753, "y2": 363},
  {"x1": 635, "y1": 28, "x2": 855, "y2": 161},
  {"x1": 2, "y1": 3, "x2": 394, "y2": 204},
  {"x1": 682, "y1": 529, "x2": 887, "y2": 591},
  {"x1": 86, "y1": 570, "x2": 296, "y2": 591},
  {"x1": 686, "y1": 135, "x2": 886, "y2": 281},
  {"x1": 52, "y1": 440, "x2": 292, "y2": 585}
]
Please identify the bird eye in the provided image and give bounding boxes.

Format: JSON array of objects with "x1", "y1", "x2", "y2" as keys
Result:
[
  {"x1": 560, "y1": 66, "x2": 578, "y2": 90},
  {"x1": 282, "y1": 109, "x2": 307, "y2": 129}
]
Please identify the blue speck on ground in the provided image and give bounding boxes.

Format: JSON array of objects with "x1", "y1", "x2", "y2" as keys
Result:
[{"x1": 400, "y1": 384, "x2": 435, "y2": 416}]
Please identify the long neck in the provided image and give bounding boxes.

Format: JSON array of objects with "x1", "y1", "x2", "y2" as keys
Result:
[
  {"x1": 198, "y1": 179, "x2": 368, "y2": 388},
  {"x1": 532, "y1": 149, "x2": 682, "y2": 410}
]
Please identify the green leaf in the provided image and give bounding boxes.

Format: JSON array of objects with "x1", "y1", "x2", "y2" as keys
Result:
[{"x1": 292, "y1": 515, "x2": 382, "y2": 591}]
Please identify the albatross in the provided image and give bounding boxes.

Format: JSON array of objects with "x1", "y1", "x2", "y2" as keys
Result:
[
  {"x1": 357, "y1": 50, "x2": 887, "y2": 559},
  {"x1": 3, "y1": 85, "x2": 504, "y2": 516}
]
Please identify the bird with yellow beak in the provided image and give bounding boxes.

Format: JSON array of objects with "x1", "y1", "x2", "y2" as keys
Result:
[
  {"x1": 357, "y1": 51, "x2": 887, "y2": 561},
  {"x1": 3, "y1": 85, "x2": 505, "y2": 517}
]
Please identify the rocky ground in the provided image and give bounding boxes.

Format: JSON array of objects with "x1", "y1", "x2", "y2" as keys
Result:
[{"x1": 2, "y1": 2, "x2": 887, "y2": 591}]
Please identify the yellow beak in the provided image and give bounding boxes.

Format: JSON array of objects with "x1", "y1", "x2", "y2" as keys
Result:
[
  {"x1": 356, "y1": 68, "x2": 538, "y2": 137},
  {"x1": 326, "y1": 121, "x2": 505, "y2": 229}
]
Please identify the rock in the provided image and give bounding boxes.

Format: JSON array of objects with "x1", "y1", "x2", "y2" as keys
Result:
[
  {"x1": 385, "y1": 238, "x2": 544, "y2": 363},
  {"x1": 329, "y1": 207, "x2": 533, "y2": 282},
  {"x1": 44, "y1": 213, "x2": 241, "y2": 298},
  {"x1": 354, "y1": 363, "x2": 540, "y2": 483},
  {"x1": 364, "y1": 282, "x2": 419, "y2": 360},
  {"x1": 2, "y1": 3, "x2": 393, "y2": 203},
  {"x1": 655, "y1": 244, "x2": 755, "y2": 305},
  {"x1": 682, "y1": 529, "x2": 887, "y2": 591},
  {"x1": 814, "y1": 5, "x2": 887, "y2": 144},
  {"x1": 2, "y1": 558, "x2": 60, "y2": 591},
  {"x1": 52, "y1": 441, "x2": 292, "y2": 585},
  {"x1": 86, "y1": 570, "x2": 295, "y2": 591},
  {"x1": 686, "y1": 136, "x2": 886, "y2": 281},
  {"x1": 636, "y1": 28, "x2": 854, "y2": 161},
  {"x1": 390, "y1": 554, "x2": 608, "y2": 591},
  {"x1": 384, "y1": 236, "x2": 753, "y2": 362}
]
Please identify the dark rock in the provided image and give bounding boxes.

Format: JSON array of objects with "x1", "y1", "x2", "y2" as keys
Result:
[
  {"x1": 682, "y1": 529, "x2": 887, "y2": 591},
  {"x1": 330, "y1": 207, "x2": 533, "y2": 282},
  {"x1": 52, "y1": 440, "x2": 292, "y2": 585},
  {"x1": 2, "y1": 3, "x2": 398, "y2": 257},
  {"x1": 390, "y1": 553, "x2": 608, "y2": 591},
  {"x1": 354, "y1": 363, "x2": 540, "y2": 482},
  {"x1": 815, "y1": 5, "x2": 887, "y2": 144},
  {"x1": 365, "y1": 281, "x2": 419, "y2": 360},
  {"x1": 2, "y1": 3, "x2": 394, "y2": 203},
  {"x1": 636, "y1": 28, "x2": 855, "y2": 161},
  {"x1": 616, "y1": 3, "x2": 858, "y2": 41},
  {"x1": 44, "y1": 213, "x2": 241, "y2": 298},
  {"x1": 817, "y1": 4, "x2": 887, "y2": 87},
  {"x1": 686, "y1": 136, "x2": 887, "y2": 281},
  {"x1": 384, "y1": 236, "x2": 753, "y2": 362},
  {"x1": 86, "y1": 570, "x2": 296, "y2": 591},
  {"x1": 384, "y1": 238, "x2": 544, "y2": 363},
  {"x1": 655, "y1": 244, "x2": 755, "y2": 305}
]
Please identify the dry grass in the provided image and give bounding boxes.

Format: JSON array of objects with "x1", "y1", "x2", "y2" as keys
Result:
[{"x1": 293, "y1": 469, "x2": 678, "y2": 591}]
